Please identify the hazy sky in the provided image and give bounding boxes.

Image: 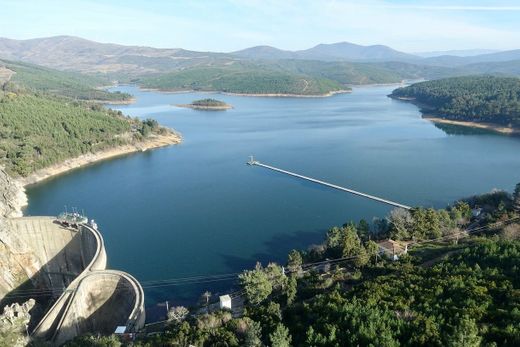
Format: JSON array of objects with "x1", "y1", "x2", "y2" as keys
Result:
[{"x1": 2, "y1": 0, "x2": 520, "y2": 52}]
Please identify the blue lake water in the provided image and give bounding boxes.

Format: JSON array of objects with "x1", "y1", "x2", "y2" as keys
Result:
[{"x1": 24, "y1": 85, "x2": 520, "y2": 317}]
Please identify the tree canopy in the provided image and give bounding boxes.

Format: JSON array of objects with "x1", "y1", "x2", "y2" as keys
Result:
[{"x1": 391, "y1": 76, "x2": 520, "y2": 127}]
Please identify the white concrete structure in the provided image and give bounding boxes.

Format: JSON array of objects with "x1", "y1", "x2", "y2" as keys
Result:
[{"x1": 219, "y1": 295, "x2": 232, "y2": 310}]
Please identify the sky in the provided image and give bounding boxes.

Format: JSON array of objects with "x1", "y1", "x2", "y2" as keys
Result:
[{"x1": 1, "y1": 0, "x2": 520, "y2": 53}]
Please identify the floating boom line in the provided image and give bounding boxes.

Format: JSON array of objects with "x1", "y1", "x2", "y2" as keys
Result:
[{"x1": 247, "y1": 156, "x2": 411, "y2": 210}]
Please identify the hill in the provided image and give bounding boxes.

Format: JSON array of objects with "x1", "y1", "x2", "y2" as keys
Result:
[
  {"x1": 390, "y1": 76, "x2": 520, "y2": 129},
  {"x1": 0, "y1": 59, "x2": 131, "y2": 102},
  {"x1": 423, "y1": 49, "x2": 520, "y2": 67},
  {"x1": 0, "y1": 90, "x2": 176, "y2": 177},
  {"x1": 295, "y1": 42, "x2": 418, "y2": 61},
  {"x1": 138, "y1": 64, "x2": 347, "y2": 96},
  {"x1": 0, "y1": 36, "x2": 229, "y2": 74},
  {"x1": 233, "y1": 42, "x2": 417, "y2": 62},
  {"x1": 0, "y1": 57, "x2": 179, "y2": 178},
  {"x1": 231, "y1": 45, "x2": 296, "y2": 60},
  {"x1": 415, "y1": 49, "x2": 500, "y2": 58},
  {"x1": 3, "y1": 36, "x2": 520, "y2": 97}
]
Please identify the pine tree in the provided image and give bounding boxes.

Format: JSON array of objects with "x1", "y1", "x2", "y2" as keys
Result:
[
  {"x1": 513, "y1": 183, "x2": 520, "y2": 212},
  {"x1": 269, "y1": 323, "x2": 292, "y2": 347}
]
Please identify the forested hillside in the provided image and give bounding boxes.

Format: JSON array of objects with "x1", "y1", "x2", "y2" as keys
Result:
[
  {"x1": 138, "y1": 65, "x2": 347, "y2": 95},
  {"x1": 391, "y1": 76, "x2": 520, "y2": 127},
  {"x1": 68, "y1": 185, "x2": 520, "y2": 346},
  {"x1": 0, "y1": 91, "x2": 165, "y2": 176},
  {"x1": 0, "y1": 59, "x2": 131, "y2": 102}
]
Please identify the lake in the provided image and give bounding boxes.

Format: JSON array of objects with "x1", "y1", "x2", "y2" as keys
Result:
[{"x1": 24, "y1": 85, "x2": 520, "y2": 318}]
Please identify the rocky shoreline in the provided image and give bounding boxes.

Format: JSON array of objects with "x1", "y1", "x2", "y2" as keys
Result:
[{"x1": 423, "y1": 116, "x2": 519, "y2": 135}]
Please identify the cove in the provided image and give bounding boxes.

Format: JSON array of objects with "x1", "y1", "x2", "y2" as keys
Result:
[{"x1": 24, "y1": 85, "x2": 520, "y2": 318}]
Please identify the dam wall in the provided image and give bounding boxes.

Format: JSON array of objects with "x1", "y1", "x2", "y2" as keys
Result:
[
  {"x1": 6, "y1": 217, "x2": 90, "y2": 297},
  {"x1": 52, "y1": 271, "x2": 145, "y2": 345},
  {"x1": 2, "y1": 217, "x2": 144, "y2": 345}
]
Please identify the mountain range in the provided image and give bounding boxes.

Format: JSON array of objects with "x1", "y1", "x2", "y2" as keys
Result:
[
  {"x1": 1, "y1": 36, "x2": 519, "y2": 74},
  {"x1": 1, "y1": 35, "x2": 519, "y2": 96}
]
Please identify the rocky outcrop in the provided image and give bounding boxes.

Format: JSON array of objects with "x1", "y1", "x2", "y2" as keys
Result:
[
  {"x1": 0, "y1": 168, "x2": 27, "y2": 218},
  {"x1": 0, "y1": 168, "x2": 35, "y2": 301},
  {"x1": 0, "y1": 299, "x2": 34, "y2": 347}
]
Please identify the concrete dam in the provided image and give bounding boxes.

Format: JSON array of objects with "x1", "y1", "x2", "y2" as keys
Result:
[{"x1": 2, "y1": 217, "x2": 145, "y2": 345}]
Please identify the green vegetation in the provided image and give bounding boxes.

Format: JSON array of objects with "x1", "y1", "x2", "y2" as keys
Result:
[
  {"x1": 191, "y1": 98, "x2": 228, "y2": 107},
  {"x1": 139, "y1": 65, "x2": 346, "y2": 95},
  {"x1": 0, "y1": 59, "x2": 173, "y2": 178},
  {"x1": 391, "y1": 76, "x2": 520, "y2": 127},
  {"x1": 0, "y1": 90, "x2": 165, "y2": 177},
  {"x1": 1, "y1": 59, "x2": 131, "y2": 102},
  {"x1": 66, "y1": 185, "x2": 520, "y2": 346}
]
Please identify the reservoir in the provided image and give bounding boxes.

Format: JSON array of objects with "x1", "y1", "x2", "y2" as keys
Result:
[{"x1": 24, "y1": 85, "x2": 520, "y2": 315}]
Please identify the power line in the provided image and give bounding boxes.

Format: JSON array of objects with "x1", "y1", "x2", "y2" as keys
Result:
[{"x1": 3, "y1": 216, "x2": 518, "y2": 300}]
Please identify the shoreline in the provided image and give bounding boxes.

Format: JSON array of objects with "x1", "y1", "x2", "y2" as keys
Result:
[
  {"x1": 176, "y1": 103, "x2": 233, "y2": 110},
  {"x1": 98, "y1": 97, "x2": 136, "y2": 105},
  {"x1": 390, "y1": 95, "x2": 519, "y2": 136},
  {"x1": 19, "y1": 132, "x2": 181, "y2": 188},
  {"x1": 423, "y1": 116, "x2": 519, "y2": 135},
  {"x1": 223, "y1": 89, "x2": 351, "y2": 98},
  {"x1": 138, "y1": 86, "x2": 352, "y2": 98}
]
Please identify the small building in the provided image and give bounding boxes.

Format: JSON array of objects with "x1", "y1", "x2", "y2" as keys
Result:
[
  {"x1": 219, "y1": 295, "x2": 232, "y2": 310},
  {"x1": 114, "y1": 326, "x2": 127, "y2": 334},
  {"x1": 472, "y1": 208, "x2": 483, "y2": 218},
  {"x1": 377, "y1": 239, "x2": 409, "y2": 261}
]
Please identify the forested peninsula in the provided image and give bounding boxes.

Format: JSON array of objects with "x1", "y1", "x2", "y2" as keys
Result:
[
  {"x1": 0, "y1": 60, "x2": 180, "y2": 183},
  {"x1": 391, "y1": 76, "x2": 520, "y2": 134}
]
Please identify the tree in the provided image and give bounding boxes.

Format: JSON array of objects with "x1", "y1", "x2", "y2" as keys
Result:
[
  {"x1": 341, "y1": 224, "x2": 362, "y2": 258},
  {"x1": 514, "y1": 183, "x2": 520, "y2": 212},
  {"x1": 63, "y1": 334, "x2": 122, "y2": 347},
  {"x1": 388, "y1": 208, "x2": 413, "y2": 240},
  {"x1": 450, "y1": 201, "x2": 472, "y2": 224},
  {"x1": 287, "y1": 249, "x2": 303, "y2": 274},
  {"x1": 500, "y1": 223, "x2": 520, "y2": 240},
  {"x1": 365, "y1": 240, "x2": 380, "y2": 264},
  {"x1": 284, "y1": 275, "x2": 297, "y2": 305},
  {"x1": 411, "y1": 208, "x2": 441, "y2": 240},
  {"x1": 239, "y1": 262, "x2": 273, "y2": 305},
  {"x1": 372, "y1": 217, "x2": 389, "y2": 237},
  {"x1": 243, "y1": 320, "x2": 263, "y2": 347},
  {"x1": 265, "y1": 263, "x2": 287, "y2": 291},
  {"x1": 354, "y1": 246, "x2": 369, "y2": 268},
  {"x1": 269, "y1": 323, "x2": 292, "y2": 347},
  {"x1": 357, "y1": 219, "x2": 370, "y2": 241},
  {"x1": 446, "y1": 316, "x2": 482, "y2": 347}
]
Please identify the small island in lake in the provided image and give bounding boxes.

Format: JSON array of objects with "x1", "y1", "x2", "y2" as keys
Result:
[{"x1": 177, "y1": 98, "x2": 233, "y2": 110}]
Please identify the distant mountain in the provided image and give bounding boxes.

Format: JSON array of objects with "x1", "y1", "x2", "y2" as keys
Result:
[
  {"x1": 233, "y1": 42, "x2": 418, "y2": 62},
  {"x1": 415, "y1": 49, "x2": 500, "y2": 58},
  {"x1": 294, "y1": 42, "x2": 418, "y2": 62},
  {"x1": 0, "y1": 35, "x2": 229, "y2": 74},
  {"x1": 1, "y1": 35, "x2": 520, "y2": 96},
  {"x1": 231, "y1": 45, "x2": 296, "y2": 60},
  {"x1": 423, "y1": 49, "x2": 520, "y2": 67}
]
